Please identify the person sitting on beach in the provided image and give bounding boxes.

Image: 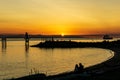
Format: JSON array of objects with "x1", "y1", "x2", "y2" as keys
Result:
[
  {"x1": 78, "y1": 63, "x2": 84, "y2": 73},
  {"x1": 74, "y1": 64, "x2": 79, "y2": 72},
  {"x1": 74, "y1": 63, "x2": 84, "y2": 73}
]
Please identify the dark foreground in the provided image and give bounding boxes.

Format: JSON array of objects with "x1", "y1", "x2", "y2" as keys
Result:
[{"x1": 10, "y1": 40, "x2": 120, "y2": 80}]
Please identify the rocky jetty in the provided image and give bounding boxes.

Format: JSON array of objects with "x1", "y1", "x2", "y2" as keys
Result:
[{"x1": 31, "y1": 40, "x2": 120, "y2": 48}]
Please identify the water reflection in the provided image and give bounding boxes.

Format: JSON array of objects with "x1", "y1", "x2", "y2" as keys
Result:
[
  {"x1": 25, "y1": 43, "x2": 29, "y2": 69},
  {"x1": 25, "y1": 43, "x2": 29, "y2": 54}
]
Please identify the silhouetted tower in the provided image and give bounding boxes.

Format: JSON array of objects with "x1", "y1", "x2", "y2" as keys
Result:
[{"x1": 25, "y1": 32, "x2": 29, "y2": 45}]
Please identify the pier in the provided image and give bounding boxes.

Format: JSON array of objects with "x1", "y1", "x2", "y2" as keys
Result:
[
  {"x1": 1, "y1": 32, "x2": 30, "y2": 48},
  {"x1": 1, "y1": 35, "x2": 7, "y2": 50}
]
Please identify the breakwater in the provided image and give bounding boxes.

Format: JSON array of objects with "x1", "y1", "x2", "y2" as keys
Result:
[{"x1": 31, "y1": 40, "x2": 120, "y2": 48}]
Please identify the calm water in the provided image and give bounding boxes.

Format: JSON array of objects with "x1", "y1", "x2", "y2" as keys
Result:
[{"x1": 0, "y1": 38, "x2": 114, "y2": 79}]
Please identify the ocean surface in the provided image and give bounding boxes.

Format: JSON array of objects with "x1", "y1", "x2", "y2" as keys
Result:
[{"x1": 0, "y1": 38, "x2": 114, "y2": 79}]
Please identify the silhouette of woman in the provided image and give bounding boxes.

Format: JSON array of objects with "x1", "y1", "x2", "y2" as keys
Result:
[{"x1": 74, "y1": 64, "x2": 79, "y2": 72}]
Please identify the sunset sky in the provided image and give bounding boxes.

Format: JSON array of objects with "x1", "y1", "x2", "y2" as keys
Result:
[{"x1": 0, "y1": 0, "x2": 120, "y2": 35}]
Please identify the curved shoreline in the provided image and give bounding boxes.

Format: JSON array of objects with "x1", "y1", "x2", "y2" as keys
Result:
[
  {"x1": 11, "y1": 40, "x2": 120, "y2": 80},
  {"x1": 85, "y1": 48, "x2": 115, "y2": 69},
  {"x1": 92, "y1": 47, "x2": 120, "y2": 80}
]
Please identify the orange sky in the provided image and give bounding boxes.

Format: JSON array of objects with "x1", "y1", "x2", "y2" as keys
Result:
[{"x1": 0, "y1": 0, "x2": 120, "y2": 35}]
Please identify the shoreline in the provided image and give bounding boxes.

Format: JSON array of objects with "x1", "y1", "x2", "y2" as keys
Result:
[
  {"x1": 85, "y1": 48, "x2": 114, "y2": 69},
  {"x1": 11, "y1": 40, "x2": 120, "y2": 80},
  {"x1": 84, "y1": 47, "x2": 120, "y2": 80}
]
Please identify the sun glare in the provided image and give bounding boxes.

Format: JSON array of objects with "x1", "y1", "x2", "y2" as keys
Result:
[{"x1": 61, "y1": 33, "x2": 64, "y2": 36}]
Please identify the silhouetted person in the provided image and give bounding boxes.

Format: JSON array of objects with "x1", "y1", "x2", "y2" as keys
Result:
[
  {"x1": 78, "y1": 63, "x2": 84, "y2": 73},
  {"x1": 74, "y1": 64, "x2": 79, "y2": 72},
  {"x1": 74, "y1": 63, "x2": 84, "y2": 73}
]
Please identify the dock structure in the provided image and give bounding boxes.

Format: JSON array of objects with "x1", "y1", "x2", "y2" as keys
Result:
[
  {"x1": 25, "y1": 32, "x2": 30, "y2": 46},
  {"x1": 1, "y1": 35, "x2": 7, "y2": 49}
]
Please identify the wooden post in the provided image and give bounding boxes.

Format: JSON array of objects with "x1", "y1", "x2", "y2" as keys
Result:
[{"x1": 1, "y1": 35, "x2": 7, "y2": 50}]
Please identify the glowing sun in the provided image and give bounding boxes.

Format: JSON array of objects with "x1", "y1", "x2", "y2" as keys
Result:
[{"x1": 61, "y1": 33, "x2": 65, "y2": 36}]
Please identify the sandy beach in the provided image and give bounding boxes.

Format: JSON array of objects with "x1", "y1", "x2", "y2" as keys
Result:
[{"x1": 91, "y1": 47, "x2": 120, "y2": 80}]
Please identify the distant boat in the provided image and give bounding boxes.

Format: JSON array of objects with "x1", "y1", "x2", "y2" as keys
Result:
[{"x1": 103, "y1": 35, "x2": 113, "y2": 39}]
